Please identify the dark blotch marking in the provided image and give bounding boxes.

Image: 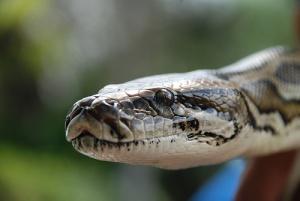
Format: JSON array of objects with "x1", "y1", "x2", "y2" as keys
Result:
[
  {"x1": 104, "y1": 120, "x2": 125, "y2": 140},
  {"x1": 187, "y1": 133, "x2": 195, "y2": 138},
  {"x1": 173, "y1": 117, "x2": 199, "y2": 132},
  {"x1": 187, "y1": 118, "x2": 199, "y2": 131},
  {"x1": 187, "y1": 120, "x2": 241, "y2": 146},
  {"x1": 275, "y1": 62, "x2": 300, "y2": 84},
  {"x1": 177, "y1": 88, "x2": 238, "y2": 113},
  {"x1": 241, "y1": 79, "x2": 300, "y2": 134},
  {"x1": 179, "y1": 122, "x2": 186, "y2": 131},
  {"x1": 239, "y1": 91, "x2": 277, "y2": 135}
]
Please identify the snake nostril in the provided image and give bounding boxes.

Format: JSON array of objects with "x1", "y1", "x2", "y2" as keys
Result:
[{"x1": 79, "y1": 96, "x2": 96, "y2": 107}]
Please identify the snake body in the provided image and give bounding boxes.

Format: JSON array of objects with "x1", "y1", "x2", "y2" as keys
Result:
[{"x1": 65, "y1": 47, "x2": 300, "y2": 169}]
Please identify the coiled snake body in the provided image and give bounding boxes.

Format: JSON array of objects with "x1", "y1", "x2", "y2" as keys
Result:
[{"x1": 65, "y1": 47, "x2": 300, "y2": 169}]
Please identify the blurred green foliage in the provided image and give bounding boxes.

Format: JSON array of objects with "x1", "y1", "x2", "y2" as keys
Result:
[
  {"x1": 0, "y1": 146, "x2": 117, "y2": 201},
  {"x1": 0, "y1": 0, "x2": 294, "y2": 200}
]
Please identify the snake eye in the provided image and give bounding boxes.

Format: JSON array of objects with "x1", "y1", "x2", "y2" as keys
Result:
[{"x1": 155, "y1": 89, "x2": 174, "y2": 106}]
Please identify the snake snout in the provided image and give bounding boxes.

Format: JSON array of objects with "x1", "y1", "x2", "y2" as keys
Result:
[
  {"x1": 65, "y1": 96, "x2": 97, "y2": 130},
  {"x1": 65, "y1": 106, "x2": 103, "y2": 142},
  {"x1": 65, "y1": 97, "x2": 134, "y2": 143},
  {"x1": 65, "y1": 95, "x2": 103, "y2": 141}
]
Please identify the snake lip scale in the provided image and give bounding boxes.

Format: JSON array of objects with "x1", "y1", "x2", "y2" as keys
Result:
[{"x1": 65, "y1": 47, "x2": 300, "y2": 169}]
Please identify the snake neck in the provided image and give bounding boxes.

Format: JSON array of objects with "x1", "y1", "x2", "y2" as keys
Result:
[{"x1": 216, "y1": 47, "x2": 300, "y2": 156}]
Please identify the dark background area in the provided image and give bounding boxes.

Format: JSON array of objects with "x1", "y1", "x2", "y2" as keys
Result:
[{"x1": 0, "y1": 0, "x2": 294, "y2": 200}]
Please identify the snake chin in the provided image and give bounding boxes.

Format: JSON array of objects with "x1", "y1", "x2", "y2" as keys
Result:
[{"x1": 72, "y1": 131, "x2": 142, "y2": 151}]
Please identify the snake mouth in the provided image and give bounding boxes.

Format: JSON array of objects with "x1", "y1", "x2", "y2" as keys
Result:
[
  {"x1": 72, "y1": 131, "x2": 97, "y2": 149},
  {"x1": 70, "y1": 130, "x2": 152, "y2": 157},
  {"x1": 71, "y1": 131, "x2": 147, "y2": 149}
]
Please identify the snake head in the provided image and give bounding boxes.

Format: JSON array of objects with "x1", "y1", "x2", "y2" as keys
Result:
[{"x1": 65, "y1": 73, "x2": 249, "y2": 169}]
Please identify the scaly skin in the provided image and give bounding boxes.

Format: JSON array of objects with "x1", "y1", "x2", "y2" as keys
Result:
[{"x1": 65, "y1": 47, "x2": 300, "y2": 169}]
